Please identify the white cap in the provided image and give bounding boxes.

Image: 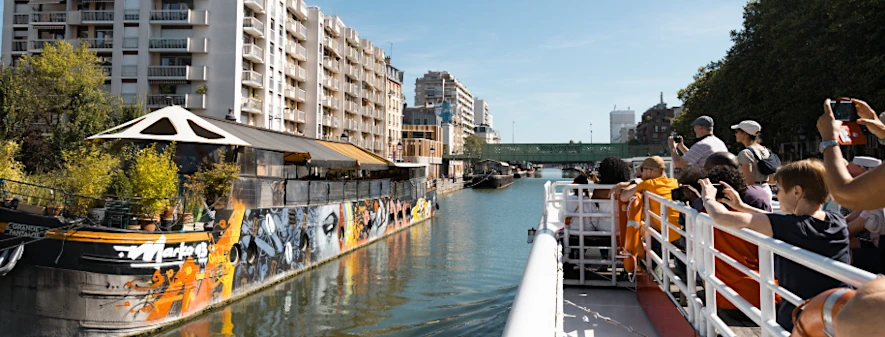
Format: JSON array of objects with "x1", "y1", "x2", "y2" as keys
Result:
[
  {"x1": 730, "y1": 120, "x2": 762, "y2": 136},
  {"x1": 852, "y1": 156, "x2": 882, "y2": 169}
]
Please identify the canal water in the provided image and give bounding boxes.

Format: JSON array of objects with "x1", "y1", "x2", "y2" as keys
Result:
[{"x1": 160, "y1": 169, "x2": 567, "y2": 337}]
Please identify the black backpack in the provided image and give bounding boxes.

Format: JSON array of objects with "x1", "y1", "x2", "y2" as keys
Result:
[{"x1": 749, "y1": 147, "x2": 781, "y2": 176}]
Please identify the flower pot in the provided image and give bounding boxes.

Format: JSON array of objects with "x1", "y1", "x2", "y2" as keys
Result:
[
  {"x1": 180, "y1": 212, "x2": 194, "y2": 224},
  {"x1": 162, "y1": 208, "x2": 175, "y2": 220},
  {"x1": 138, "y1": 217, "x2": 158, "y2": 232},
  {"x1": 126, "y1": 223, "x2": 142, "y2": 230}
]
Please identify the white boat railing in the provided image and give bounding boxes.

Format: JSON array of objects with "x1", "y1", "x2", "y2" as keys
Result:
[{"x1": 507, "y1": 180, "x2": 878, "y2": 337}]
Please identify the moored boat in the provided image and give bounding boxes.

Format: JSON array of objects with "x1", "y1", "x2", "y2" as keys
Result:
[
  {"x1": 471, "y1": 160, "x2": 514, "y2": 189},
  {"x1": 0, "y1": 106, "x2": 437, "y2": 337}
]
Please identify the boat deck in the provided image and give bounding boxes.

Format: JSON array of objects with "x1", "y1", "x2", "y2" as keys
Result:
[{"x1": 563, "y1": 287, "x2": 659, "y2": 337}]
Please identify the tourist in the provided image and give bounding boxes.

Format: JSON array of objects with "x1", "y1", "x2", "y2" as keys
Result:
[
  {"x1": 587, "y1": 157, "x2": 633, "y2": 271},
  {"x1": 732, "y1": 120, "x2": 776, "y2": 201},
  {"x1": 703, "y1": 166, "x2": 776, "y2": 320},
  {"x1": 704, "y1": 151, "x2": 740, "y2": 171},
  {"x1": 669, "y1": 116, "x2": 728, "y2": 168},
  {"x1": 700, "y1": 159, "x2": 850, "y2": 331},
  {"x1": 615, "y1": 156, "x2": 681, "y2": 242},
  {"x1": 841, "y1": 156, "x2": 884, "y2": 274},
  {"x1": 817, "y1": 98, "x2": 885, "y2": 210}
]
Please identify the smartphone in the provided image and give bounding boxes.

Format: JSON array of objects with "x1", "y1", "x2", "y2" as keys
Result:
[
  {"x1": 830, "y1": 99, "x2": 858, "y2": 122},
  {"x1": 712, "y1": 183, "x2": 725, "y2": 200}
]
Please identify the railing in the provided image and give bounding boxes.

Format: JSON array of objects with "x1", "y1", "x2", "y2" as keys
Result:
[
  {"x1": 13, "y1": 14, "x2": 29, "y2": 25},
  {"x1": 242, "y1": 97, "x2": 263, "y2": 112},
  {"x1": 150, "y1": 9, "x2": 189, "y2": 22},
  {"x1": 242, "y1": 70, "x2": 263, "y2": 86},
  {"x1": 82, "y1": 10, "x2": 114, "y2": 22},
  {"x1": 324, "y1": 37, "x2": 339, "y2": 53},
  {"x1": 147, "y1": 94, "x2": 185, "y2": 107},
  {"x1": 11, "y1": 41, "x2": 28, "y2": 52},
  {"x1": 148, "y1": 66, "x2": 187, "y2": 78},
  {"x1": 76, "y1": 38, "x2": 114, "y2": 49},
  {"x1": 510, "y1": 181, "x2": 880, "y2": 337},
  {"x1": 243, "y1": 44, "x2": 264, "y2": 62},
  {"x1": 124, "y1": 10, "x2": 139, "y2": 21},
  {"x1": 243, "y1": 17, "x2": 265, "y2": 35},
  {"x1": 32, "y1": 12, "x2": 66, "y2": 23},
  {"x1": 244, "y1": 0, "x2": 266, "y2": 13},
  {"x1": 296, "y1": 109, "x2": 306, "y2": 122},
  {"x1": 285, "y1": 179, "x2": 396, "y2": 205}
]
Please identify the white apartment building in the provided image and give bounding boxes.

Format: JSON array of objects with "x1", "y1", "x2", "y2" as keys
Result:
[
  {"x1": 1, "y1": 0, "x2": 390, "y2": 157},
  {"x1": 473, "y1": 125, "x2": 500, "y2": 144},
  {"x1": 414, "y1": 71, "x2": 474, "y2": 154},
  {"x1": 384, "y1": 57, "x2": 404, "y2": 161},
  {"x1": 609, "y1": 108, "x2": 635, "y2": 143}
]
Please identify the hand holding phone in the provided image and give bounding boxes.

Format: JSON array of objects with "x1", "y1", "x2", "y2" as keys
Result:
[{"x1": 830, "y1": 98, "x2": 858, "y2": 122}]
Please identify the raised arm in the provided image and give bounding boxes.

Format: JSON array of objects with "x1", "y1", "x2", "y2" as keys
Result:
[
  {"x1": 699, "y1": 179, "x2": 774, "y2": 236},
  {"x1": 818, "y1": 99, "x2": 885, "y2": 209}
]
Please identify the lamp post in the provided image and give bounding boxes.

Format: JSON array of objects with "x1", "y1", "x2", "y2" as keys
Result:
[
  {"x1": 590, "y1": 122, "x2": 593, "y2": 143},
  {"x1": 397, "y1": 141, "x2": 403, "y2": 162},
  {"x1": 430, "y1": 146, "x2": 436, "y2": 179}
]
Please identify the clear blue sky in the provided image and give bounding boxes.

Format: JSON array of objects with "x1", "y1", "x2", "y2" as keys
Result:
[{"x1": 312, "y1": 0, "x2": 747, "y2": 143}]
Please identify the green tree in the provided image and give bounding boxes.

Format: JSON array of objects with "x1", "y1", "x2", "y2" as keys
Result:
[
  {"x1": 0, "y1": 40, "x2": 144, "y2": 173},
  {"x1": 677, "y1": 0, "x2": 885, "y2": 153},
  {"x1": 464, "y1": 134, "x2": 485, "y2": 155}
]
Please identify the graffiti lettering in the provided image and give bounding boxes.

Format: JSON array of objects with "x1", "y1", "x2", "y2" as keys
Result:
[
  {"x1": 4, "y1": 223, "x2": 49, "y2": 238},
  {"x1": 114, "y1": 235, "x2": 210, "y2": 269}
]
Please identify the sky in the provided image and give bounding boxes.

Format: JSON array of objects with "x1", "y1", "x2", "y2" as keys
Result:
[{"x1": 311, "y1": 0, "x2": 748, "y2": 143}]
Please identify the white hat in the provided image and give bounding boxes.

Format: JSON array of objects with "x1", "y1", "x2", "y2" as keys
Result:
[
  {"x1": 730, "y1": 120, "x2": 762, "y2": 136},
  {"x1": 852, "y1": 156, "x2": 882, "y2": 169}
]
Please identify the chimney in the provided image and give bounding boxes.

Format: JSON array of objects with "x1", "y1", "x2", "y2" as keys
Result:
[
  {"x1": 385, "y1": 56, "x2": 391, "y2": 65},
  {"x1": 225, "y1": 108, "x2": 237, "y2": 121}
]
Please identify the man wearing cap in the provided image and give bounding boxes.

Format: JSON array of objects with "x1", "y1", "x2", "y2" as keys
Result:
[
  {"x1": 614, "y1": 156, "x2": 681, "y2": 243},
  {"x1": 670, "y1": 116, "x2": 729, "y2": 168}
]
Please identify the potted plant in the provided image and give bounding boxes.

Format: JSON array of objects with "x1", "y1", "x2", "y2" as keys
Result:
[
  {"x1": 195, "y1": 85, "x2": 207, "y2": 95},
  {"x1": 194, "y1": 150, "x2": 240, "y2": 211},
  {"x1": 182, "y1": 174, "x2": 206, "y2": 224},
  {"x1": 128, "y1": 144, "x2": 179, "y2": 231},
  {"x1": 58, "y1": 145, "x2": 121, "y2": 216}
]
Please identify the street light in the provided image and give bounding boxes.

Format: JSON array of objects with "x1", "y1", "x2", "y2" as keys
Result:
[{"x1": 397, "y1": 141, "x2": 403, "y2": 162}]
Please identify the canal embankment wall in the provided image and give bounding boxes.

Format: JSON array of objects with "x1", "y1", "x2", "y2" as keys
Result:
[{"x1": 435, "y1": 177, "x2": 468, "y2": 195}]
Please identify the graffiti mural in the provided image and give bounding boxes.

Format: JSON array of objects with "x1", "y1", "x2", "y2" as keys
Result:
[{"x1": 96, "y1": 193, "x2": 434, "y2": 332}]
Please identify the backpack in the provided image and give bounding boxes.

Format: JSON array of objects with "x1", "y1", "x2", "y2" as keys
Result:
[{"x1": 749, "y1": 147, "x2": 781, "y2": 176}]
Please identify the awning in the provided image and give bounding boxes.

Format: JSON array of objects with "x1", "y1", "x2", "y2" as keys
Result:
[
  {"x1": 87, "y1": 105, "x2": 250, "y2": 146},
  {"x1": 202, "y1": 117, "x2": 357, "y2": 169},
  {"x1": 317, "y1": 141, "x2": 392, "y2": 171}
]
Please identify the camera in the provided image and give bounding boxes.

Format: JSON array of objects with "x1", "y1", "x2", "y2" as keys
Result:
[
  {"x1": 674, "y1": 135, "x2": 683, "y2": 144},
  {"x1": 830, "y1": 98, "x2": 858, "y2": 122}
]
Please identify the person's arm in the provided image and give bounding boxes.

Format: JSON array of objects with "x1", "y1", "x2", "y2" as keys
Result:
[
  {"x1": 670, "y1": 148, "x2": 690, "y2": 168},
  {"x1": 616, "y1": 180, "x2": 641, "y2": 202},
  {"x1": 847, "y1": 215, "x2": 869, "y2": 236},
  {"x1": 699, "y1": 178, "x2": 774, "y2": 236},
  {"x1": 818, "y1": 99, "x2": 885, "y2": 209},
  {"x1": 740, "y1": 164, "x2": 755, "y2": 186},
  {"x1": 677, "y1": 142, "x2": 689, "y2": 154},
  {"x1": 846, "y1": 210, "x2": 862, "y2": 222}
]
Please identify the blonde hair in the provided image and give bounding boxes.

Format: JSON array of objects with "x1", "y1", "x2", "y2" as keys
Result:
[{"x1": 773, "y1": 159, "x2": 829, "y2": 204}]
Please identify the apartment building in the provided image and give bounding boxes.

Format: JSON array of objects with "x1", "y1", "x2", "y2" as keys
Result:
[
  {"x1": 473, "y1": 98, "x2": 491, "y2": 127},
  {"x1": 609, "y1": 108, "x2": 635, "y2": 143},
  {"x1": 384, "y1": 57, "x2": 403, "y2": 161},
  {"x1": 414, "y1": 71, "x2": 474, "y2": 154},
  {"x1": 1, "y1": 0, "x2": 391, "y2": 157}
]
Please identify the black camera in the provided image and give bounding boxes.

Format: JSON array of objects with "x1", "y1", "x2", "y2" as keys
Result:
[{"x1": 674, "y1": 135, "x2": 684, "y2": 144}]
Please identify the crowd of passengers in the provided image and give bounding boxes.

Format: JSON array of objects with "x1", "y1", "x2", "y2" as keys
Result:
[{"x1": 562, "y1": 98, "x2": 885, "y2": 336}]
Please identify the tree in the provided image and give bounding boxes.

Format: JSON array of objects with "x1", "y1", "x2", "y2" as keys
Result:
[
  {"x1": 464, "y1": 134, "x2": 485, "y2": 155},
  {"x1": 677, "y1": 0, "x2": 885, "y2": 154},
  {"x1": 0, "y1": 40, "x2": 144, "y2": 173},
  {"x1": 569, "y1": 140, "x2": 575, "y2": 144}
]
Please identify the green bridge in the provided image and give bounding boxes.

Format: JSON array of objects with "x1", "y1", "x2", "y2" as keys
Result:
[{"x1": 443, "y1": 143, "x2": 668, "y2": 163}]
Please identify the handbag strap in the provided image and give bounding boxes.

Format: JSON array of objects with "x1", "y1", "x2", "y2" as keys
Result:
[{"x1": 791, "y1": 298, "x2": 814, "y2": 337}]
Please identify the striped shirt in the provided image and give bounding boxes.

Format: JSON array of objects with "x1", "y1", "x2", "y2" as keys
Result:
[{"x1": 682, "y1": 135, "x2": 728, "y2": 167}]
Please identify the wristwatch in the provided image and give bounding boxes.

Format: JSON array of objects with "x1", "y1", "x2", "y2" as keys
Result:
[{"x1": 819, "y1": 140, "x2": 839, "y2": 152}]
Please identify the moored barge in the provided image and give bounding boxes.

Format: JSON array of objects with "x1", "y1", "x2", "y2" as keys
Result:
[
  {"x1": 0, "y1": 106, "x2": 437, "y2": 337},
  {"x1": 471, "y1": 160, "x2": 514, "y2": 189}
]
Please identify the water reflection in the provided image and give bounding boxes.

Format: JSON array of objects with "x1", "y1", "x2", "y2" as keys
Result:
[{"x1": 161, "y1": 169, "x2": 564, "y2": 337}]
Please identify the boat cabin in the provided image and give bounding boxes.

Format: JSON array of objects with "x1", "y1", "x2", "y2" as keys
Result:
[{"x1": 473, "y1": 159, "x2": 512, "y2": 175}]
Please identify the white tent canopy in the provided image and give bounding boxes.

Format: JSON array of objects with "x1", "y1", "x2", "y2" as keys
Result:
[{"x1": 87, "y1": 105, "x2": 249, "y2": 146}]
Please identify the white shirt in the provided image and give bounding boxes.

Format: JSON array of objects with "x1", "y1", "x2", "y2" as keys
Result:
[{"x1": 682, "y1": 135, "x2": 729, "y2": 167}]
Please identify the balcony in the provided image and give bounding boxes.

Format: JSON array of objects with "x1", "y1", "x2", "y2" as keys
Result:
[
  {"x1": 13, "y1": 14, "x2": 29, "y2": 26},
  {"x1": 284, "y1": 109, "x2": 296, "y2": 121},
  {"x1": 362, "y1": 56, "x2": 373, "y2": 70},
  {"x1": 31, "y1": 12, "x2": 66, "y2": 24},
  {"x1": 345, "y1": 64, "x2": 361, "y2": 80},
  {"x1": 243, "y1": 17, "x2": 265, "y2": 38},
  {"x1": 296, "y1": 109, "x2": 306, "y2": 122},
  {"x1": 82, "y1": 10, "x2": 114, "y2": 23},
  {"x1": 149, "y1": 38, "x2": 208, "y2": 53},
  {"x1": 374, "y1": 46, "x2": 385, "y2": 61},
  {"x1": 345, "y1": 28, "x2": 360, "y2": 46},
  {"x1": 345, "y1": 83, "x2": 360, "y2": 97},
  {"x1": 346, "y1": 47, "x2": 360, "y2": 63},
  {"x1": 284, "y1": 85, "x2": 298, "y2": 100},
  {"x1": 147, "y1": 94, "x2": 207, "y2": 109},
  {"x1": 11, "y1": 41, "x2": 28, "y2": 53},
  {"x1": 321, "y1": 97, "x2": 332, "y2": 109},
  {"x1": 362, "y1": 39, "x2": 374, "y2": 54},
  {"x1": 121, "y1": 65, "x2": 138, "y2": 78},
  {"x1": 150, "y1": 9, "x2": 209, "y2": 26},
  {"x1": 286, "y1": 21, "x2": 307, "y2": 41},
  {"x1": 124, "y1": 10, "x2": 139, "y2": 21},
  {"x1": 322, "y1": 76, "x2": 339, "y2": 91},
  {"x1": 148, "y1": 66, "x2": 207, "y2": 81},
  {"x1": 29, "y1": 39, "x2": 57, "y2": 52},
  {"x1": 242, "y1": 97, "x2": 263, "y2": 114},
  {"x1": 72, "y1": 38, "x2": 113, "y2": 51},
  {"x1": 344, "y1": 101, "x2": 357, "y2": 113},
  {"x1": 242, "y1": 70, "x2": 264, "y2": 88},
  {"x1": 242, "y1": 44, "x2": 264, "y2": 63},
  {"x1": 287, "y1": 0, "x2": 308, "y2": 20},
  {"x1": 294, "y1": 44, "x2": 307, "y2": 61},
  {"x1": 244, "y1": 0, "x2": 266, "y2": 14},
  {"x1": 333, "y1": 117, "x2": 340, "y2": 128},
  {"x1": 375, "y1": 63, "x2": 385, "y2": 74},
  {"x1": 322, "y1": 114, "x2": 332, "y2": 126},
  {"x1": 324, "y1": 17, "x2": 341, "y2": 37},
  {"x1": 363, "y1": 78, "x2": 375, "y2": 90},
  {"x1": 293, "y1": 88, "x2": 306, "y2": 102},
  {"x1": 323, "y1": 37, "x2": 340, "y2": 57},
  {"x1": 323, "y1": 57, "x2": 339, "y2": 72}
]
